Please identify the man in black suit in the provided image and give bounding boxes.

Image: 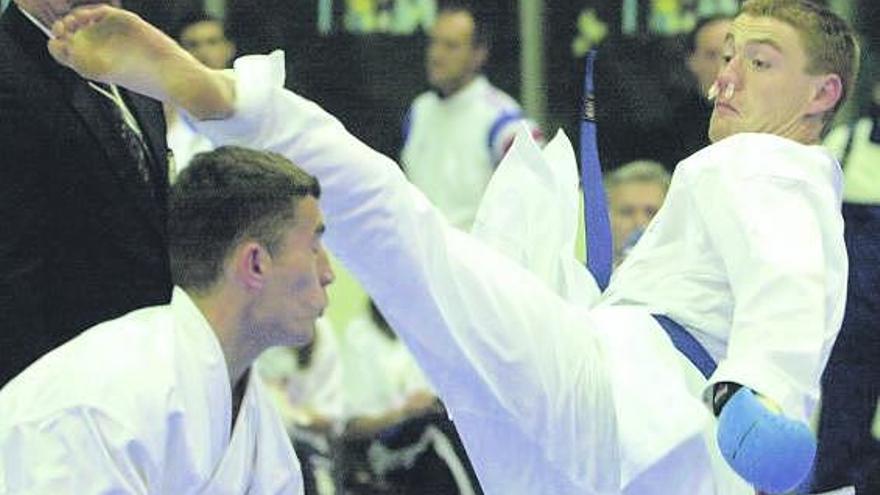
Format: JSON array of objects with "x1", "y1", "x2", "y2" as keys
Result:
[{"x1": 0, "y1": 0, "x2": 171, "y2": 386}]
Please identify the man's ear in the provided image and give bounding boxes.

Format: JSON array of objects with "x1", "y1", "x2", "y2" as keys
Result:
[
  {"x1": 224, "y1": 40, "x2": 236, "y2": 66},
  {"x1": 807, "y1": 73, "x2": 843, "y2": 116},
  {"x1": 231, "y1": 241, "x2": 270, "y2": 291},
  {"x1": 686, "y1": 52, "x2": 698, "y2": 77},
  {"x1": 473, "y1": 46, "x2": 488, "y2": 71}
]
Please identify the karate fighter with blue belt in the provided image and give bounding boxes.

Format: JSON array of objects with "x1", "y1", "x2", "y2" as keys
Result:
[{"x1": 40, "y1": 1, "x2": 859, "y2": 493}]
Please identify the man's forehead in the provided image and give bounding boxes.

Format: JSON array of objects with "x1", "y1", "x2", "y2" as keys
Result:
[
  {"x1": 182, "y1": 21, "x2": 224, "y2": 37},
  {"x1": 611, "y1": 181, "x2": 666, "y2": 199},
  {"x1": 295, "y1": 196, "x2": 323, "y2": 227},
  {"x1": 433, "y1": 11, "x2": 475, "y2": 37},
  {"x1": 726, "y1": 14, "x2": 798, "y2": 51}
]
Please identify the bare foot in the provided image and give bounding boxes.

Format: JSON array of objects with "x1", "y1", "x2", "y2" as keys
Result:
[{"x1": 48, "y1": 5, "x2": 235, "y2": 119}]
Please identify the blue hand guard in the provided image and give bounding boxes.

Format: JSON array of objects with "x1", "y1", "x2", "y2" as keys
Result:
[{"x1": 717, "y1": 387, "x2": 817, "y2": 494}]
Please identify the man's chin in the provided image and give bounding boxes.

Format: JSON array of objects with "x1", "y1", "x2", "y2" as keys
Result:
[
  {"x1": 708, "y1": 120, "x2": 730, "y2": 143},
  {"x1": 285, "y1": 321, "x2": 317, "y2": 348}
]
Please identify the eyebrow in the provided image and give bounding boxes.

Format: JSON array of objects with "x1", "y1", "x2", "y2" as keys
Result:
[{"x1": 724, "y1": 33, "x2": 784, "y2": 53}]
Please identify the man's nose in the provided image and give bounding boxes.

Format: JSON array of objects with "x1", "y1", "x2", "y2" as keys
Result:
[
  {"x1": 636, "y1": 210, "x2": 653, "y2": 229},
  {"x1": 317, "y1": 247, "x2": 335, "y2": 287},
  {"x1": 712, "y1": 56, "x2": 740, "y2": 101}
]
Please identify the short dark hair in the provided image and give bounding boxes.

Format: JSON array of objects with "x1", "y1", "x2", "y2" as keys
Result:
[
  {"x1": 169, "y1": 146, "x2": 321, "y2": 293},
  {"x1": 686, "y1": 15, "x2": 733, "y2": 54},
  {"x1": 173, "y1": 11, "x2": 224, "y2": 41},
  {"x1": 437, "y1": 0, "x2": 492, "y2": 50}
]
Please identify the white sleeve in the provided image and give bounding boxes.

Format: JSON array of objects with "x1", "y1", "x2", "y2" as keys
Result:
[
  {"x1": 489, "y1": 114, "x2": 544, "y2": 165},
  {"x1": 1, "y1": 409, "x2": 152, "y2": 494},
  {"x1": 691, "y1": 148, "x2": 844, "y2": 421},
  {"x1": 193, "y1": 53, "x2": 619, "y2": 492}
]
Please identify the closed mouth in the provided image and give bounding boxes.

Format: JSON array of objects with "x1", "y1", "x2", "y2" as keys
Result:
[{"x1": 714, "y1": 102, "x2": 739, "y2": 116}]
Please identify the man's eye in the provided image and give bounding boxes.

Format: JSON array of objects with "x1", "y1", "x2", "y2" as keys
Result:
[
  {"x1": 751, "y1": 58, "x2": 770, "y2": 70},
  {"x1": 721, "y1": 54, "x2": 733, "y2": 64}
]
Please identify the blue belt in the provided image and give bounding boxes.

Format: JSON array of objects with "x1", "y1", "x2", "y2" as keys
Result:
[
  {"x1": 651, "y1": 315, "x2": 717, "y2": 378},
  {"x1": 580, "y1": 50, "x2": 612, "y2": 291}
]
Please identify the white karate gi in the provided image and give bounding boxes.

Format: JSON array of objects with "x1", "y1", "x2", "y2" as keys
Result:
[
  {"x1": 402, "y1": 75, "x2": 542, "y2": 229},
  {"x1": 0, "y1": 287, "x2": 303, "y2": 494},
  {"x1": 167, "y1": 108, "x2": 214, "y2": 179},
  {"x1": 192, "y1": 53, "x2": 846, "y2": 494}
]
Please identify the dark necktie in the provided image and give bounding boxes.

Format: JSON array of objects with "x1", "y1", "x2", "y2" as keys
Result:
[{"x1": 92, "y1": 82, "x2": 155, "y2": 193}]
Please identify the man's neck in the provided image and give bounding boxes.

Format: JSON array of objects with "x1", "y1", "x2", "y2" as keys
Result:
[
  {"x1": 188, "y1": 288, "x2": 261, "y2": 392},
  {"x1": 784, "y1": 122, "x2": 823, "y2": 146},
  {"x1": 436, "y1": 74, "x2": 479, "y2": 99}
]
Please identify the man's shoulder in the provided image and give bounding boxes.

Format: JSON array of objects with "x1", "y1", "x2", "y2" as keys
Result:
[
  {"x1": 462, "y1": 77, "x2": 523, "y2": 118},
  {"x1": 410, "y1": 90, "x2": 439, "y2": 109},
  {"x1": 679, "y1": 133, "x2": 835, "y2": 184},
  {"x1": 0, "y1": 305, "x2": 180, "y2": 429},
  {"x1": 482, "y1": 79, "x2": 522, "y2": 108}
]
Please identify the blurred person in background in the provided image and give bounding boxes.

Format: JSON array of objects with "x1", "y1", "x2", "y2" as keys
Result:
[
  {"x1": 338, "y1": 299, "x2": 481, "y2": 494},
  {"x1": 257, "y1": 318, "x2": 345, "y2": 495},
  {"x1": 668, "y1": 15, "x2": 734, "y2": 168},
  {"x1": 166, "y1": 11, "x2": 235, "y2": 177},
  {"x1": 605, "y1": 160, "x2": 671, "y2": 267},
  {"x1": 401, "y1": 1, "x2": 542, "y2": 229},
  {"x1": 340, "y1": 300, "x2": 440, "y2": 441},
  {"x1": 257, "y1": 319, "x2": 345, "y2": 437},
  {"x1": 687, "y1": 16, "x2": 735, "y2": 98}
]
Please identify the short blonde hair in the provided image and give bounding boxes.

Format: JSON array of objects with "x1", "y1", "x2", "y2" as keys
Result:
[{"x1": 605, "y1": 160, "x2": 671, "y2": 193}]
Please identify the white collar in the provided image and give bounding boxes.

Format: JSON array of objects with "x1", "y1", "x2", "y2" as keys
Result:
[{"x1": 439, "y1": 75, "x2": 488, "y2": 104}]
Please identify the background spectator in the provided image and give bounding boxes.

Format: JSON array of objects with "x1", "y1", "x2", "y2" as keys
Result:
[
  {"x1": 605, "y1": 160, "x2": 671, "y2": 267},
  {"x1": 401, "y1": 1, "x2": 542, "y2": 229},
  {"x1": 165, "y1": 11, "x2": 235, "y2": 177}
]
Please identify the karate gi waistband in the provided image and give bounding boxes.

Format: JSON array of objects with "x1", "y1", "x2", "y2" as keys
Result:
[{"x1": 652, "y1": 315, "x2": 717, "y2": 379}]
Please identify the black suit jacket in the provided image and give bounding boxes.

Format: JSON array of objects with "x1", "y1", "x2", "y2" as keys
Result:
[{"x1": 0, "y1": 5, "x2": 172, "y2": 385}]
